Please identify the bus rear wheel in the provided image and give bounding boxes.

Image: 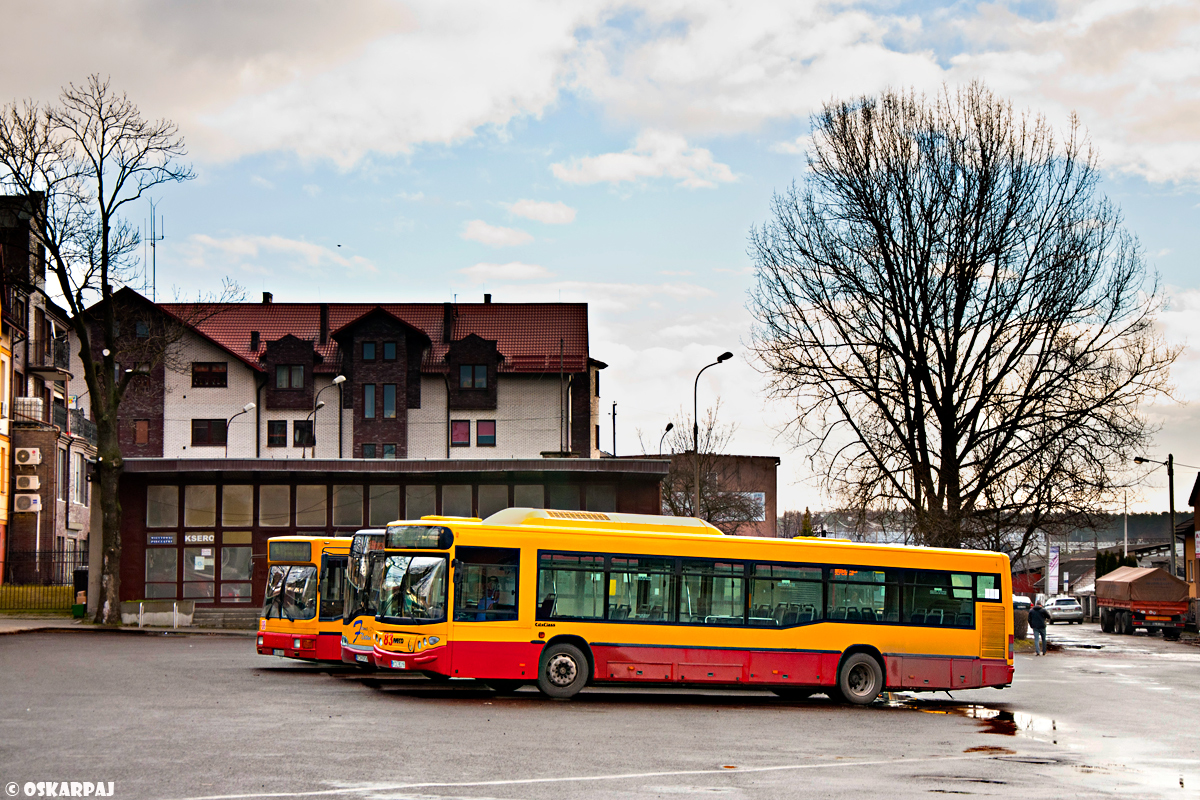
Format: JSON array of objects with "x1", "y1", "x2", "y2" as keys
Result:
[
  {"x1": 538, "y1": 643, "x2": 588, "y2": 699},
  {"x1": 838, "y1": 653, "x2": 884, "y2": 705}
]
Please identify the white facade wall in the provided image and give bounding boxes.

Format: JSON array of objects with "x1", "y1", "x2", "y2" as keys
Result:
[
  {"x1": 407, "y1": 376, "x2": 447, "y2": 458},
  {"x1": 407, "y1": 374, "x2": 563, "y2": 459}
]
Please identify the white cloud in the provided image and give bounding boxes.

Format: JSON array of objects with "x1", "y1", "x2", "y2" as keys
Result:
[
  {"x1": 460, "y1": 220, "x2": 534, "y2": 247},
  {"x1": 505, "y1": 199, "x2": 576, "y2": 224},
  {"x1": 460, "y1": 262, "x2": 554, "y2": 282},
  {"x1": 181, "y1": 233, "x2": 377, "y2": 276},
  {"x1": 302, "y1": 184, "x2": 321, "y2": 197},
  {"x1": 250, "y1": 175, "x2": 274, "y2": 190},
  {"x1": 552, "y1": 130, "x2": 736, "y2": 189}
]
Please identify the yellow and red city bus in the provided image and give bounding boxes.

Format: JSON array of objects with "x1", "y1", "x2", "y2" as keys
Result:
[
  {"x1": 257, "y1": 535, "x2": 352, "y2": 662},
  {"x1": 341, "y1": 529, "x2": 387, "y2": 666},
  {"x1": 372, "y1": 509, "x2": 1014, "y2": 703}
]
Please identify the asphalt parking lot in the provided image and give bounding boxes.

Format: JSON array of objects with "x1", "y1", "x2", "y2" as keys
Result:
[{"x1": 1, "y1": 623, "x2": 1198, "y2": 799}]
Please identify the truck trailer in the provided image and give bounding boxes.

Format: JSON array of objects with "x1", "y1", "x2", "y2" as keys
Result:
[{"x1": 1096, "y1": 566, "x2": 1189, "y2": 640}]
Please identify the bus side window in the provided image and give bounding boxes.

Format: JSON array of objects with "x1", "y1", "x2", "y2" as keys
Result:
[
  {"x1": 319, "y1": 556, "x2": 347, "y2": 620},
  {"x1": 453, "y1": 546, "x2": 520, "y2": 622},
  {"x1": 610, "y1": 557, "x2": 676, "y2": 623},
  {"x1": 537, "y1": 553, "x2": 604, "y2": 620},
  {"x1": 748, "y1": 564, "x2": 822, "y2": 627}
]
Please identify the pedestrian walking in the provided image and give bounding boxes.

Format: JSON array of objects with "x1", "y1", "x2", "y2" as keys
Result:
[{"x1": 1028, "y1": 601, "x2": 1050, "y2": 656}]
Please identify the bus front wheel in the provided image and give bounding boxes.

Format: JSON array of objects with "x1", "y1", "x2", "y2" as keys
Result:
[
  {"x1": 838, "y1": 653, "x2": 884, "y2": 705},
  {"x1": 538, "y1": 643, "x2": 588, "y2": 698}
]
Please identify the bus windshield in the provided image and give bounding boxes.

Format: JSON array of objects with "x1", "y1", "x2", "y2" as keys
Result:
[
  {"x1": 378, "y1": 555, "x2": 447, "y2": 624},
  {"x1": 262, "y1": 565, "x2": 318, "y2": 621}
]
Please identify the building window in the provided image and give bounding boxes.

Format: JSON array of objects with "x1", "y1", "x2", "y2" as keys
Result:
[
  {"x1": 191, "y1": 362, "x2": 228, "y2": 388},
  {"x1": 362, "y1": 443, "x2": 377, "y2": 459},
  {"x1": 595, "y1": 371, "x2": 600, "y2": 396},
  {"x1": 293, "y1": 420, "x2": 315, "y2": 447},
  {"x1": 383, "y1": 342, "x2": 397, "y2": 361},
  {"x1": 363, "y1": 384, "x2": 376, "y2": 419},
  {"x1": 191, "y1": 419, "x2": 227, "y2": 446},
  {"x1": 58, "y1": 448, "x2": 68, "y2": 501},
  {"x1": 276, "y1": 364, "x2": 304, "y2": 389},
  {"x1": 459, "y1": 364, "x2": 487, "y2": 389},
  {"x1": 477, "y1": 420, "x2": 496, "y2": 447},
  {"x1": 135, "y1": 320, "x2": 150, "y2": 338},
  {"x1": 383, "y1": 384, "x2": 396, "y2": 419},
  {"x1": 451, "y1": 420, "x2": 470, "y2": 447},
  {"x1": 267, "y1": 420, "x2": 287, "y2": 447},
  {"x1": 382, "y1": 443, "x2": 397, "y2": 459},
  {"x1": 134, "y1": 419, "x2": 150, "y2": 445},
  {"x1": 362, "y1": 342, "x2": 376, "y2": 361}
]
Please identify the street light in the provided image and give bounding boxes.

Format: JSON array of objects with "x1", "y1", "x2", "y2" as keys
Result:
[
  {"x1": 693, "y1": 351, "x2": 733, "y2": 519},
  {"x1": 1134, "y1": 454, "x2": 1181, "y2": 578},
  {"x1": 658, "y1": 422, "x2": 674, "y2": 456},
  {"x1": 225, "y1": 402, "x2": 256, "y2": 458},
  {"x1": 306, "y1": 375, "x2": 346, "y2": 458}
]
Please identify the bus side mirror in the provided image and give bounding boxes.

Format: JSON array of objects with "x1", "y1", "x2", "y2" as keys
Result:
[{"x1": 452, "y1": 559, "x2": 463, "y2": 586}]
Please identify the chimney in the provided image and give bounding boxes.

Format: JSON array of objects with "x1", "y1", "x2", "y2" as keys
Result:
[
  {"x1": 262, "y1": 291, "x2": 273, "y2": 304},
  {"x1": 442, "y1": 301, "x2": 455, "y2": 344},
  {"x1": 319, "y1": 303, "x2": 329, "y2": 345},
  {"x1": 250, "y1": 331, "x2": 260, "y2": 351},
  {"x1": 483, "y1": 293, "x2": 491, "y2": 304}
]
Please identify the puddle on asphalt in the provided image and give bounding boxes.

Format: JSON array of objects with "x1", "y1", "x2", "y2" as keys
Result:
[{"x1": 882, "y1": 696, "x2": 1061, "y2": 742}]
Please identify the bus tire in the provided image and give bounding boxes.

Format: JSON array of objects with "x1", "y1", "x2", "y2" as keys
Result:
[
  {"x1": 771, "y1": 687, "x2": 816, "y2": 700},
  {"x1": 838, "y1": 653, "x2": 884, "y2": 705},
  {"x1": 538, "y1": 643, "x2": 588, "y2": 699}
]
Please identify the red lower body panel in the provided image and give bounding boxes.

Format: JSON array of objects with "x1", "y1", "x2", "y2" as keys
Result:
[
  {"x1": 257, "y1": 631, "x2": 342, "y2": 662},
  {"x1": 342, "y1": 643, "x2": 376, "y2": 667}
]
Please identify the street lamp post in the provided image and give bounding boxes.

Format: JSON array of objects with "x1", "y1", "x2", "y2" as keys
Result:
[
  {"x1": 306, "y1": 375, "x2": 347, "y2": 459},
  {"x1": 658, "y1": 422, "x2": 674, "y2": 456},
  {"x1": 693, "y1": 352, "x2": 733, "y2": 519},
  {"x1": 225, "y1": 402, "x2": 256, "y2": 459},
  {"x1": 1134, "y1": 454, "x2": 1177, "y2": 578}
]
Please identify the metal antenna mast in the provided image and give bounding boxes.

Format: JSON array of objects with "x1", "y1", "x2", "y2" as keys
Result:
[{"x1": 147, "y1": 199, "x2": 164, "y2": 301}]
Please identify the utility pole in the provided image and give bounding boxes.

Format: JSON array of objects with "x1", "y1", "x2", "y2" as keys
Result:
[
  {"x1": 1169, "y1": 453, "x2": 1177, "y2": 578},
  {"x1": 611, "y1": 401, "x2": 616, "y2": 456}
]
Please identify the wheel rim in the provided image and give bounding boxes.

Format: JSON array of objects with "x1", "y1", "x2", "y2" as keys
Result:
[
  {"x1": 547, "y1": 653, "x2": 578, "y2": 687},
  {"x1": 846, "y1": 663, "x2": 875, "y2": 698}
]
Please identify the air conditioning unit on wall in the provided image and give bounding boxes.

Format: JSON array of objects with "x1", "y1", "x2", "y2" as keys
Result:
[
  {"x1": 15, "y1": 447, "x2": 41, "y2": 465},
  {"x1": 15, "y1": 494, "x2": 41, "y2": 512},
  {"x1": 15, "y1": 475, "x2": 40, "y2": 491}
]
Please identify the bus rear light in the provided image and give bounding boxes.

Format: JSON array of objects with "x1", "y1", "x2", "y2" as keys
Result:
[{"x1": 1008, "y1": 634, "x2": 1014, "y2": 657}]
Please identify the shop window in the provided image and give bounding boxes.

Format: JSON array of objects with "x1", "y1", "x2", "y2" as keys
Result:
[
  {"x1": 276, "y1": 364, "x2": 304, "y2": 389},
  {"x1": 332, "y1": 484, "x2": 363, "y2": 527},
  {"x1": 295, "y1": 485, "x2": 327, "y2": 527},
  {"x1": 547, "y1": 484, "x2": 580, "y2": 511},
  {"x1": 453, "y1": 546, "x2": 520, "y2": 622},
  {"x1": 368, "y1": 485, "x2": 400, "y2": 527},
  {"x1": 514, "y1": 484, "x2": 544, "y2": 508},
  {"x1": 442, "y1": 484, "x2": 472, "y2": 517},
  {"x1": 478, "y1": 485, "x2": 509, "y2": 518},
  {"x1": 450, "y1": 420, "x2": 470, "y2": 447},
  {"x1": 536, "y1": 553, "x2": 604, "y2": 621},
  {"x1": 221, "y1": 546, "x2": 253, "y2": 603},
  {"x1": 406, "y1": 485, "x2": 435, "y2": 518},
  {"x1": 459, "y1": 364, "x2": 487, "y2": 389},
  {"x1": 383, "y1": 341, "x2": 397, "y2": 361},
  {"x1": 585, "y1": 484, "x2": 616, "y2": 513},
  {"x1": 476, "y1": 419, "x2": 496, "y2": 447},
  {"x1": 146, "y1": 486, "x2": 180, "y2": 528},
  {"x1": 191, "y1": 419, "x2": 227, "y2": 447},
  {"x1": 362, "y1": 443, "x2": 377, "y2": 459},
  {"x1": 383, "y1": 384, "x2": 396, "y2": 418},
  {"x1": 183, "y1": 546, "x2": 216, "y2": 598},
  {"x1": 363, "y1": 384, "x2": 376, "y2": 419},
  {"x1": 362, "y1": 342, "x2": 376, "y2": 361},
  {"x1": 146, "y1": 549, "x2": 178, "y2": 599},
  {"x1": 191, "y1": 362, "x2": 228, "y2": 388},
  {"x1": 267, "y1": 421, "x2": 287, "y2": 447},
  {"x1": 293, "y1": 420, "x2": 314, "y2": 448},
  {"x1": 258, "y1": 485, "x2": 290, "y2": 527},
  {"x1": 184, "y1": 485, "x2": 217, "y2": 528},
  {"x1": 134, "y1": 419, "x2": 150, "y2": 445},
  {"x1": 222, "y1": 486, "x2": 253, "y2": 527}
]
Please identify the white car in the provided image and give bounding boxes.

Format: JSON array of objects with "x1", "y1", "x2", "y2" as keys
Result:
[{"x1": 1046, "y1": 596, "x2": 1084, "y2": 624}]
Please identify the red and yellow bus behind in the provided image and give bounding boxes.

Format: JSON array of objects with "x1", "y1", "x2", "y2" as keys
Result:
[
  {"x1": 341, "y1": 529, "x2": 387, "y2": 666},
  {"x1": 372, "y1": 509, "x2": 1013, "y2": 703},
  {"x1": 257, "y1": 536, "x2": 351, "y2": 662}
]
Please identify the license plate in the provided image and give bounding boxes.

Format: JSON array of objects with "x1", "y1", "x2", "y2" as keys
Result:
[
  {"x1": 273, "y1": 649, "x2": 286, "y2": 656},
  {"x1": 355, "y1": 655, "x2": 369, "y2": 663},
  {"x1": 392, "y1": 659, "x2": 406, "y2": 669}
]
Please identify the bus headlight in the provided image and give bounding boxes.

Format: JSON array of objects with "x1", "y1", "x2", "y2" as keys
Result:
[
  {"x1": 257, "y1": 636, "x2": 263, "y2": 646},
  {"x1": 293, "y1": 638, "x2": 301, "y2": 649},
  {"x1": 427, "y1": 636, "x2": 440, "y2": 645}
]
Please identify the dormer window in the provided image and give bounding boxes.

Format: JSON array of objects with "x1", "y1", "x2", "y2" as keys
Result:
[
  {"x1": 459, "y1": 365, "x2": 487, "y2": 389},
  {"x1": 276, "y1": 365, "x2": 304, "y2": 389},
  {"x1": 362, "y1": 342, "x2": 376, "y2": 361}
]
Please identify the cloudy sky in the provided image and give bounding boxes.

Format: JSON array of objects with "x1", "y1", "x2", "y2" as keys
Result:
[{"x1": 4, "y1": 0, "x2": 1198, "y2": 512}]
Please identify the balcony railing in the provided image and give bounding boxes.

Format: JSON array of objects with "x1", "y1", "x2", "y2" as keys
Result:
[
  {"x1": 52, "y1": 403, "x2": 68, "y2": 431},
  {"x1": 70, "y1": 408, "x2": 97, "y2": 445},
  {"x1": 13, "y1": 396, "x2": 44, "y2": 424},
  {"x1": 27, "y1": 337, "x2": 70, "y2": 371}
]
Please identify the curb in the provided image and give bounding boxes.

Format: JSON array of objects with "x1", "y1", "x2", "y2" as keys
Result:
[{"x1": 0, "y1": 624, "x2": 257, "y2": 638}]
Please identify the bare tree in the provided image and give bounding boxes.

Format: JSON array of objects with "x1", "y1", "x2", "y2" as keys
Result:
[
  {"x1": 748, "y1": 82, "x2": 1176, "y2": 561},
  {"x1": 658, "y1": 401, "x2": 766, "y2": 535},
  {"x1": 0, "y1": 76, "x2": 238, "y2": 623}
]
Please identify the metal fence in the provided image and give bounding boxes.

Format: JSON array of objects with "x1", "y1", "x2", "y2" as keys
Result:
[{"x1": 0, "y1": 550, "x2": 88, "y2": 610}]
